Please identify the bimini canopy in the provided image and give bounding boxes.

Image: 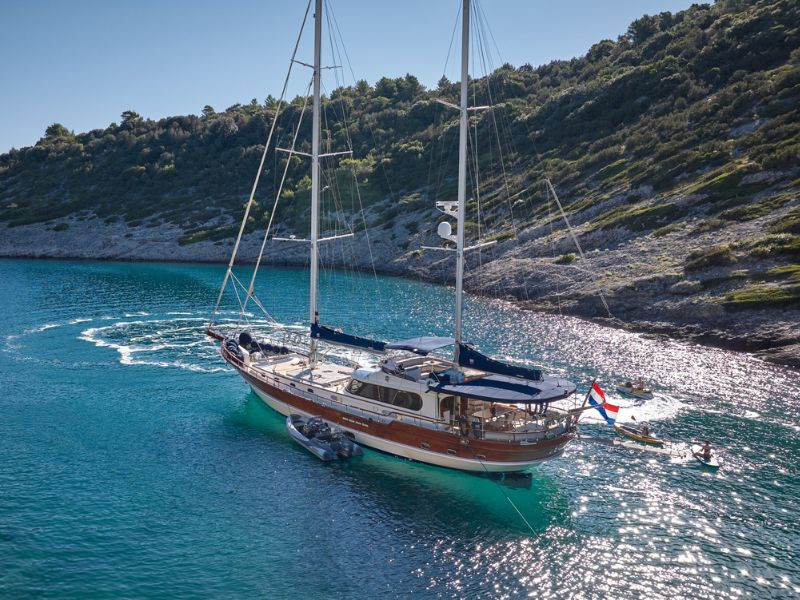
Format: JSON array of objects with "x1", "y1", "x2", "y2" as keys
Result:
[
  {"x1": 385, "y1": 336, "x2": 455, "y2": 356},
  {"x1": 311, "y1": 323, "x2": 386, "y2": 353},
  {"x1": 457, "y1": 343, "x2": 543, "y2": 381},
  {"x1": 430, "y1": 374, "x2": 576, "y2": 404}
]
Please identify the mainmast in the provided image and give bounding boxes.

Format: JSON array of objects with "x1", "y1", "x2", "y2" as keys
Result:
[
  {"x1": 309, "y1": 0, "x2": 322, "y2": 363},
  {"x1": 453, "y1": 0, "x2": 470, "y2": 363}
]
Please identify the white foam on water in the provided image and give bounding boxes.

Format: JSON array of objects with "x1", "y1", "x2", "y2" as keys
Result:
[
  {"x1": 579, "y1": 392, "x2": 688, "y2": 425},
  {"x1": 4, "y1": 322, "x2": 65, "y2": 351},
  {"x1": 78, "y1": 315, "x2": 229, "y2": 374}
]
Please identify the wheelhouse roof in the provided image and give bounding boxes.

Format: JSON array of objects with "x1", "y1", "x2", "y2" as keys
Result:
[
  {"x1": 385, "y1": 336, "x2": 455, "y2": 355},
  {"x1": 430, "y1": 375, "x2": 576, "y2": 404}
]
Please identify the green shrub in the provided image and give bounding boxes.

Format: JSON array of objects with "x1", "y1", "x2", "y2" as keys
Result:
[
  {"x1": 652, "y1": 223, "x2": 683, "y2": 237},
  {"x1": 770, "y1": 209, "x2": 800, "y2": 234},
  {"x1": 752, "y1": 264, "x2": 800, "y2": 283},
  {"x1": 693, "y1": 218, "x2": 725, "y2": 232},
  {"x1": 554, "y1": 253, "x2": 577, "y2": 264},
  {"x1": 719, "y1": 193, "x2": 794, "y2": 222},
  {"x1": 596, "y1": 203, "x2": 687, "y2": 232},
  {"x1": 685, "y1": 244, "x2": 736, "y2": 270},
  {"x1": 742, "y1": 235, "x2": 800, "y2": 259},
  {"x1": 485, "y1": 229, "x2": 516, "y2": 243},
  {"x1": 720, "y1": 284, "x2": 800, "y2": 309}
]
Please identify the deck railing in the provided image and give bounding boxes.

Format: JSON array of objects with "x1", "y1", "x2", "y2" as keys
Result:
[{"x1": 221, "y1": 344, "x2": 572, "y2": 444}]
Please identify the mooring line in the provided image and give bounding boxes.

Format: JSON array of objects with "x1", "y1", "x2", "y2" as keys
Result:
[{"x1": 466, "y1": 442, "x2": 537, "y2": 535}]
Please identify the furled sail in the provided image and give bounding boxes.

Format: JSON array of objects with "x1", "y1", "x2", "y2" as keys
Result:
[
  {"x1": 311, "y1": 323, "x2": 386, "y2": 353},
  {"x1": 457, "y1": 343, "x2": 543, "y2": 381}
]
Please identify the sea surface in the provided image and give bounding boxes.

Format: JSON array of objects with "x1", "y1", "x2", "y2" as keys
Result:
[{"x1": 0, "y1": 258, "x2": 798, "y2": 599}]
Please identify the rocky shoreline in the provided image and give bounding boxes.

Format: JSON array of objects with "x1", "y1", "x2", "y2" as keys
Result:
[{"x1": 2, "y1": 214, "x2": 798, "y2": 368}]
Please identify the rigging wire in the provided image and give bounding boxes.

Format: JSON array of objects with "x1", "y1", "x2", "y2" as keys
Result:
[
  {"x1": 211, "y1": 0, "x2": 313, "y2": 323},
  {"x1": 546, "y1": 179, "x2": 612, "y2": 317},
  {"x1": 547, "y1": 182, "x2": 564, "y2": 316},
  {"x1": 472, "y1": 0, "x2": 612, "y2": 318},
  {"x1": 242, "y1": 78, "x2": 314, "y2": 317},
  {"x1": 323, "y1": 1, "x2": 388, "y2": 322},
  {"x1": 474, "y1": 1, "x2": 519, "y2": 238}
]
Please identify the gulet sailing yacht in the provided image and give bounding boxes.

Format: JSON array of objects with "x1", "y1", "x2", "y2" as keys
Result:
[{"x1": 207, "y1": 0, "x2": 585, "y2": 472}]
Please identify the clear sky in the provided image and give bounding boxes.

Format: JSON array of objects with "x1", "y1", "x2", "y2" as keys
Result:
[{"x1": 0, "y1": 0, "x2": 696, "y2": 153}]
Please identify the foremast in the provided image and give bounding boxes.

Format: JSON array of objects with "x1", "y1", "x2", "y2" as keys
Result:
[{"x1": 309, "y1": 0, "x2": 323, "y2": 363}]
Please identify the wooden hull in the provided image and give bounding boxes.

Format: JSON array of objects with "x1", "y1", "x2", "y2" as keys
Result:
[{"x1": 220, "y1": 347, "x2": 573, "y2": 472}]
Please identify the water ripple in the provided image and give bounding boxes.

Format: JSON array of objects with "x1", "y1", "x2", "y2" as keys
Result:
[{"x1": 0, "y1": 260, "x2": 798, "y2": 599}]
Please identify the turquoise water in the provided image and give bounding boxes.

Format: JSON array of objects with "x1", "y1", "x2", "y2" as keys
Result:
[{"x1": 1, "y1": 258, "x2": 798, "y2": 599}]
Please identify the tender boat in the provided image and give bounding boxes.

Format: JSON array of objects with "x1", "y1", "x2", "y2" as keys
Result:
[
  {"x1": 616, "y1": 380, "x2": 654, "y2": 400},
  {"x1": 614, "y1": 424, "x2": 664, "y2": 446},
  {"x1": 691, "y1": 444, "x2": 720, "y2": 469},
  {"x1": 286, "y1": 414, "x2": 363, "y2": 461}
]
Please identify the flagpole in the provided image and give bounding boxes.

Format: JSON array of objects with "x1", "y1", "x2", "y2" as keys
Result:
[
  {"x1": 581, "y1": 378, "x2": 596, "y2": 409},
  {"x1": 571, "y1": 378, "x2": 596, "y2": 426}
]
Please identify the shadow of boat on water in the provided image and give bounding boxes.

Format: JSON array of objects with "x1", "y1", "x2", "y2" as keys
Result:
[{"x1": 224, "y1": 392, "x2": 573, "y2": 539}]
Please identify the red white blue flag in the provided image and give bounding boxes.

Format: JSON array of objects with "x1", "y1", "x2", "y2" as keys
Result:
[{"x1": 587, "y1": 382, "x2": 619, "y2": 425}]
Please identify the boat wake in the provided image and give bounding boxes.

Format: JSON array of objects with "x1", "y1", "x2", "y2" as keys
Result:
[
  {"x1": 3, "y1": 322, "x2": 64, "y2": 351},
  {"x1": 579, "y1": 392, "x2": 688, "y2": 425},
  {"x1": 79, "y1": 316, "x2": 228, "y2": 373},
  {"x1": 3, "y1": 311, "x2": 277, "y2": 374},
  {"x1": 77, "y1": 314, "x2": 347, "y2": 373}
]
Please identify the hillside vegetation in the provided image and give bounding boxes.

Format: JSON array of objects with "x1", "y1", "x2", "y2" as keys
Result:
[{"x1": 1, "y1": 0, "x2": 799, "y2": 363}]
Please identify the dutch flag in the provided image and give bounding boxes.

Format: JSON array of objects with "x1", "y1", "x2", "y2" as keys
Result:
[{"x1": 587, "y1": 382, "x2": 619, "y2": 425}]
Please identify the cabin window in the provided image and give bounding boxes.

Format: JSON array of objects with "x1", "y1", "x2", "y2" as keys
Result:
[{"x1": 346, "y1": 380, "x2": 422, "y2": 411}]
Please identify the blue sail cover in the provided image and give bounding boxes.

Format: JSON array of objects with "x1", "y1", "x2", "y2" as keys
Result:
[
  {"x1": 458, "y1": 343, "x2": 543, "y2": 381},
  {"x1": 430, "y1": 374, "x2": 575, "y2": 404},
  {"x1": 311, "y1": 323, "x2": 386, "y2": 353},
  {"x1": 385, "y1": 336, "x2": 455, "y2": 355}
]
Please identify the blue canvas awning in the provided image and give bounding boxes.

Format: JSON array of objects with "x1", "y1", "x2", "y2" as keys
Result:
[
  {"x1": 457, "y1": 343, "x2": 543, "y2": 381},
  {"x1": 430, "y1": 374, "x2": 575, "y2": 404},
  {"x1": 385, "y1": 336, "x2": 455, "y2": 356},
  {"x1": 311, "y1": 323, "x2": 386, "y2": 353}
]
